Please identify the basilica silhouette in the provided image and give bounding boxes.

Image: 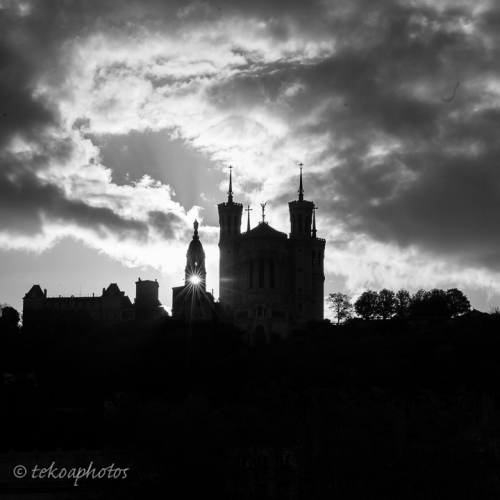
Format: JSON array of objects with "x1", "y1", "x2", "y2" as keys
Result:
[{"x1": 172, "y1": 168, "x2": 326, "y2": 341}]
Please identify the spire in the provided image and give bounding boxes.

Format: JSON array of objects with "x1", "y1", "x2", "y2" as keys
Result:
[
  {"x1": 228, "y1": 165, "x2": 233, "y2": 203},
  {"x1": 298, "y1": 163, "x2": 304, "y2": 201},
  {"x1": 186, "y1": 219, "x2": 206, "y2": 287},
  {"x1": 312, "y1": 206, "x2": 317, "y2": 239},
  {"x1": 245, "y1": 205, "x2": 252, "y2": 232}
]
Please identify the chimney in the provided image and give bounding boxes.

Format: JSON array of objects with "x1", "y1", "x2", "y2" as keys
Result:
[
  {"x1": 44, "y1": 288, "x2": 47, "y2": 298},
  {"x1": 102, "y1": 288, "x2": 105, "y2": 295}
]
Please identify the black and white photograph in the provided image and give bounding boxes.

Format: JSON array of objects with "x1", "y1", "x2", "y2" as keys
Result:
[{"x1": 1, "y1": 0, "x2": 500, "y2": 498}]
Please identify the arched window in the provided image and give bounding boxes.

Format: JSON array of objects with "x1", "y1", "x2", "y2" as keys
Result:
[
  {"x1": 298, "y1": 213, "x2": 303, "y2": 232},
  {"x1": 259, "y1": 257, "x2": 264, "y2": 288},
  {"x1": 269, "y1": 258, "x2": 275, "y2": 288},
  {"x1": 227, "y1": 214, "x2": 232, "y2": 234},
  {"x1": 258, "y1": 306, "x2": 263, "y2": 317}
]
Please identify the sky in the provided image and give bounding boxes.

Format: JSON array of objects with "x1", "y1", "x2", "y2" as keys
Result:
[{"x1": 1, "y1": 0, "x2": 500, "y2": 315}]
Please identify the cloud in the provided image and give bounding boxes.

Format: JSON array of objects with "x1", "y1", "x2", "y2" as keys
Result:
[
  {"x1": 2, "y1": 0, "x2": 500, "y2": 297},
  {"x1": 0, "y1": 0, "x2": 208, "y2": 276}
]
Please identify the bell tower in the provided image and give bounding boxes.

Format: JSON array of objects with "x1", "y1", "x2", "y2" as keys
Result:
[
  {"x1": 185, "y1": 220, "x2": 206, "y2": 290},
  {"x1": 288, "y1": 165, "x2": 315, "y2": 239},
  {"x1": 288, "y1": 165, "x2": 325, "y2": 321},
  {"x1": 311, "y1": 206, "x2": 326, "y2": 320},
  {"x1": 217, "y1": 167, "x2": 243, "y2": 317}
]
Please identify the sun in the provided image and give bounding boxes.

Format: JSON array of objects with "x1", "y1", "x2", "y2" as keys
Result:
[{"x1": 189, "y1": 275, "x2": 201, "y2": 285}]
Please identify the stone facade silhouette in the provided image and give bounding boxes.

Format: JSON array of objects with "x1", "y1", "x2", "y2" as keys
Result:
[
  {"x1": 172, "y1": 168, "x2": 326, "y2": 341},
  {"x1": 23, "y1": 283, "x2": 134, "y2": 327},
  {"x1": 218, "y1": 167, "x2": 326, "y2": 341}
]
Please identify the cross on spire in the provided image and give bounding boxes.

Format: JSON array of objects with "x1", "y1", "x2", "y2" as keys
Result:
[
  {"x1": 227, "y1": 165, "x2": 233, "y2": 203},
  {"x1": 298, "y1": 163, "x2": 304, "y2": 201},
  {"x1": 245, "y1": 205, "x2": 252, "y2": 232},
  {"x1": 260, "y1": 202, "x2": 267, "y2": 223}
]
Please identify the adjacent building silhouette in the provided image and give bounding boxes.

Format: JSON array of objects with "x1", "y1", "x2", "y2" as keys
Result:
[
  {"x1": 135, "y1": 278, "x2": 162, "y2": 320},
  {"x1": 172, "y1": 167, "x2": 326, "y2": 341},
  {"x1": 23, "y1": 283, "x2": 135, "y2": 327}
]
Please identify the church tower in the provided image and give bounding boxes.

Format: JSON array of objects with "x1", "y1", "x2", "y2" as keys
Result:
[
  {"x1": 311, "y1": 205, "x2": 326, "y2": 320},
  {"x1": 288, "y1": 166, "x2": 326, "y2": 322},
  {"x1": 172, "y1": 220, "x2": 214, "y2": 321},
  {"x1": 184, "y1": 220, "x2": 206, "y2": 289},
  {"x1": 173, "y1": 163, "x2": 326, "y2": 335},
  {"x1": 217, "y1": 167, "x2": 243, "y2": 318}
]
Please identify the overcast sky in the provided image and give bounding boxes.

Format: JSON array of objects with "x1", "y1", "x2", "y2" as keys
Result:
[{"x1": 1, "y1": 0, "x2": 500, "y2": 314}]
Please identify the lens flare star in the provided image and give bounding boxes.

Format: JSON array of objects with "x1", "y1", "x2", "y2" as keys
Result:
[{"x1": 189, "y1": 275, "x2": 201, "y2": 285}]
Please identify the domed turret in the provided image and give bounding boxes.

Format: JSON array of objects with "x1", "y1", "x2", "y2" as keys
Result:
[{"x1": 185, "y1": 220, "x2": 206, "y2": 289}]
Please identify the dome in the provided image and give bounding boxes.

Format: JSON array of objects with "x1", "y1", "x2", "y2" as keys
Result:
[
  {"x1": 186, "y1": 219, "x2": 205, "y2": 263},
  {"x1": 241, "y1": 222, "x2": 287, "y2": 239},
  {"x1": 187, "y1": 237, "x2": 205, "y2": 263},
  {"x1": 184, "y1": 220, "x2": 206, "y2": 288}
]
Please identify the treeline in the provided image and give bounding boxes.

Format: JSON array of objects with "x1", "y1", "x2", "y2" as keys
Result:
[{"x1": 328, "y1": 288, "x2": 472, "y2": 324}]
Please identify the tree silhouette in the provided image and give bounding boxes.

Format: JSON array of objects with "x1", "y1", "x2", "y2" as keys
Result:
[
  {"x1": 326, "y1": 293, "x2": 353, "y2": 325},
  {"x1": 377, "y1": 289, "x2": 396, "y2": 320},
  {"x1": 410, "y1": 289, "x2": 451, "y2": 318},
  {"x1": 427, "y1": 289, "x2": 449, "y2": 317},
  {"x1": 395, "y1": 289, "x2": 411, "y2": 317},
  {"x1": 354, "y1": 290, "x2": 378, "y2": 320},
  {"x1": 0, "y1": 304, "x2": 20, "y2": 334},
  {"x1": 446, "y1": 288, "x2": 471, "y2": 317}
]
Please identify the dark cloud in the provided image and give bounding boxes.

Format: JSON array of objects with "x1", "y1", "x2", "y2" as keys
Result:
[
  {"x1": 327, "y1": 146, "x2": 500, "y2": 268},
  {"x1": 147, "y1": 210, "x2": 182, "y2": 240},
  {"x1": 0, "y1": 154, "x2": 148, "y2": 240},
  {"x1": 305, "y1": 3, "x2": 500, "y2": 271},
  {"x1": 0, "y1": 11, "x2": 57, "y2": 148},
  {"x1": 0, "y1": 1, "x2": 193, "y2": 244},
  {"x1": 2, "y1": 0, "x2": 500, "y2": 277},
  {"x1": 202, "y1": 0, "x2": 500, "y2": 272}
]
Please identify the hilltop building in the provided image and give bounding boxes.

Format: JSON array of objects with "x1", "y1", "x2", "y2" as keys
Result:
[
  {"x1": 172, "y1": 167, "x2": 326, "y2": 342},
  {"x1": 23, "y1": 283, "x2": 135, "y2": 327}
]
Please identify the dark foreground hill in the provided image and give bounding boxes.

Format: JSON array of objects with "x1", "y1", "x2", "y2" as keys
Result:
[{"x1": 2, "y1": 315, "x2": 500, "y2": 498}]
